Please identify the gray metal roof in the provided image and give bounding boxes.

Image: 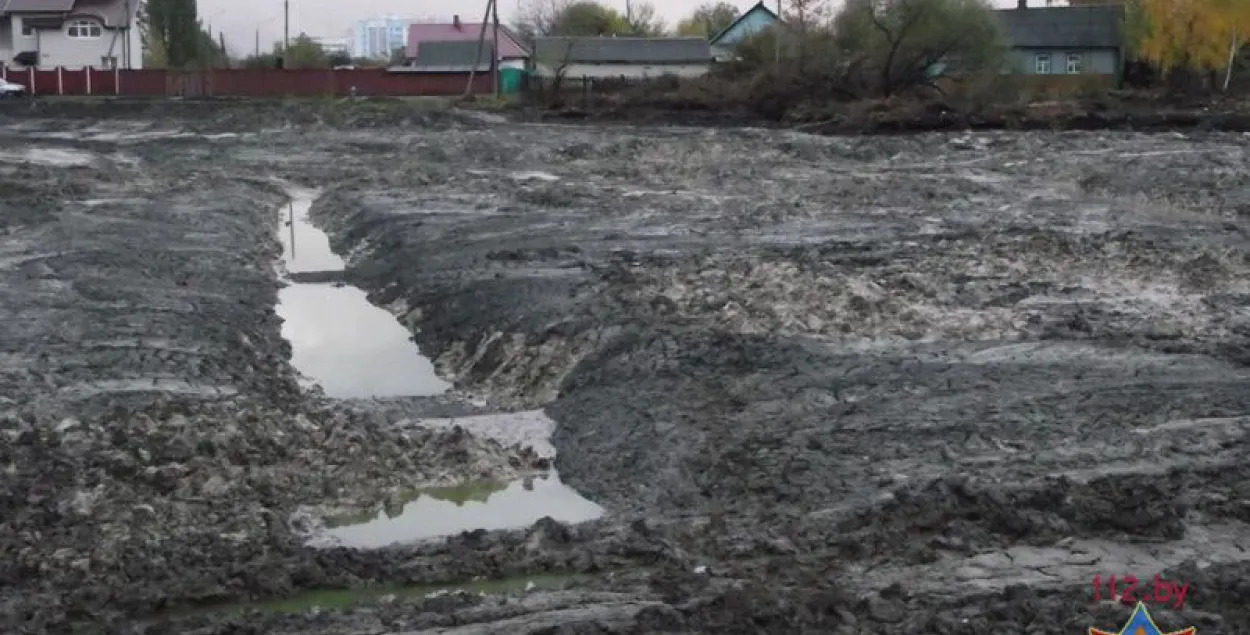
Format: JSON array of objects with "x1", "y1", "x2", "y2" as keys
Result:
[
  {"x1": 996, "y1": 5, "x2": 1123, "y2": 49},
  {"x1": 0, "y1": 0, "x2": 136, "y2": 27},
  {"x1": 534, "y1": 37, "x2": 712, "y2": 64},
  {"x1": 411, "y1": 40, "x2": 494, "y2": 72},
  {"x1": 3, "y1": 0, "x2": 76, "y2": 12}
]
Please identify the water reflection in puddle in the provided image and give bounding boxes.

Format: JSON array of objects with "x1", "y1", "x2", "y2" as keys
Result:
[
  {"x1": 277, "y1": 284, "x2": 449, "y2": 398},
  {"x1": 275, "y1": 185, "x2": 449, "y2": 398},
  {"x1": 322, "y1": 473, "x2": 603, "y2": 548},
  {"x1": 278, "y1": 187, "x2": 345, "y2": 273}
]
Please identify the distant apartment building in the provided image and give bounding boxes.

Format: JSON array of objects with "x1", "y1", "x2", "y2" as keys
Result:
[
  {"x1": 309, "y1": 36, "x2": 349, "y2": 55},
  {"x1": 351, "y1": 16, "x2": 409, "y2": 59}
]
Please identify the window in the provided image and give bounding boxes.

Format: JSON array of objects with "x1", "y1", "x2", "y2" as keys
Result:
[
  {"x1": 66, "y1": 19, "x2": 102, "y2": 39},
  {"x1": 1066, "y1": 52, "x2": 1084, "y2": 74},
  {"x1": 1034, "y1": 53, "x2": 1051, "y2": 74},
  {"x1": 20, "y1": 20, "x2": 34, "y2": 37},
  {"x1": 100, "y1": 55, "x2": 117, "y2": 68}
]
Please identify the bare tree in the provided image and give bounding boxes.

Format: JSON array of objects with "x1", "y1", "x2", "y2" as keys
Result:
[
  {"x1": 514, "y1": 0, "x2": 571, "y2": 42},
  {"x1": 624, "y1": 1, "x2": 665, "y2": 35},
  {"x1": 833, "y1": 0, "x2": 1005, "y2": 97},
  {"x1": 784, "y1": 0, "x2": 831, "y2": 33}
]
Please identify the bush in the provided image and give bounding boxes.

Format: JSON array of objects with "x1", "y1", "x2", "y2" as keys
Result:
[{"x1": 526, "y1": 0, "x2": 1035, "y2": 119}]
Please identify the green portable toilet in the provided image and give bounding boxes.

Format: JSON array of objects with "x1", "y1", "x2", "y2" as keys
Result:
[{"x1": 499, "y1": 68, "x2": 524, "y2": 94}]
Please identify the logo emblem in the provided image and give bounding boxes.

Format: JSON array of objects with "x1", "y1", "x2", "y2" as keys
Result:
[{"x1": 1089, "y1": 602, "x2": 1195, "y2": 635}]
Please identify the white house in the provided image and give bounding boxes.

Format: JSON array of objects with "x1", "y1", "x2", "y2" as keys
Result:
[
  {"x1": 0, "y1": 0, "x2": 142, "y2": 69},
  {"x1": 533, "y1": 36, "x2": 712, "y2": 80}
]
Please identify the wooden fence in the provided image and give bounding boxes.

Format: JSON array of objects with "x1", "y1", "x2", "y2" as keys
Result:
[{"x1": 0, "y1": 66, "x2": 493, "y2": 97}]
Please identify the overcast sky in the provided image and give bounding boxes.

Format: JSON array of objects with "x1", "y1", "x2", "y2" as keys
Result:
[{"x1": 200, "y1": 0, "x2": 1018, "y2": 58}]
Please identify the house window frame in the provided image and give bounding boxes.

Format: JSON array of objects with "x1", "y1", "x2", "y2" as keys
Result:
[
  {"x1": 1066, "y1": 52, "x2": 1084, "y2": 74},
  {"x1": 20, "y1": 20, "x2": 35, "y2": 37},
  {"x1": 1034, "y1": 52, "x2": 1051, "y2": 74},
  {"x1": 66, "y1": 19, "x2": 103, "y2": 39},
  {"x1": 100, "y1": 55, "x2": 117, "y2": 68}
]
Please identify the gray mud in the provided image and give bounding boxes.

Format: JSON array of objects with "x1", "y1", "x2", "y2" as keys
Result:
[{"x1": 1, "y1": 106, "x2": 1249, "y2": 634}]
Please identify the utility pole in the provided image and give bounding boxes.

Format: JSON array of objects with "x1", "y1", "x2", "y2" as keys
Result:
[
  {"x1": 219, "y1": 32, "x2": 227, "y2": 67},
  {"x1": 774, "y1": 0, "x2": 782, "y2": 68},
  {"x1": 122, "y1": 0, "x2": 130, "y2": 68},
  {"x1": 283, "y1": 0, "x2": 290, "y2": 51},
  {"x1": 255, "y1": 28, "x2": 260, "y2": 57},
  {"x1": 491, "y1": 0, "x2": 500, "y2": 98},
  {"x1": 463, "y1": 0, "x2": 493, "y2": 98}
]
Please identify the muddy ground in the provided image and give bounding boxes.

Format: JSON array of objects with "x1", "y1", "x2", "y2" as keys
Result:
[{"x1": 1, "y1": 101, "x2": 1249, "y2": 634}]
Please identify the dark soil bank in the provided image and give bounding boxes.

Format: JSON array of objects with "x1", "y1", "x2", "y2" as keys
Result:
[
  {"x1": 535, "y1": 97, "x2": 1250, "y2": 134},
  {"x1": 1, "y1": 105, "x2": 1249, "y2": 634}
]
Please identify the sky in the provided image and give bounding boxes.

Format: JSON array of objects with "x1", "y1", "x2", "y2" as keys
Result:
[{"x1": 200, "y1": 0, "x2": 1018, "y2": 59}]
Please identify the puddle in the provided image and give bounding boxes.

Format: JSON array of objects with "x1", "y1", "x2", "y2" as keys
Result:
[
  {"x1": 274, "y1": 185, "x2": 449, "y2": 398},
  {"x1": 276, "y1": 282, "x2": 448, "y2": 398},
  {"x1": 272, "y1": 185, "x2": 603, "y2": 540},
  {"x1": 278, "y1": 187, "x2": 345, "y2": 273},
  {"x1": 318, "y1": 473, "x2": 604, "y2": 548},
  {"x1": 324, "y1": 479, "x2": 512, "y2": 528},
  {"x1": 166, "y1": 572, "x2": 588, "y2": 618}
]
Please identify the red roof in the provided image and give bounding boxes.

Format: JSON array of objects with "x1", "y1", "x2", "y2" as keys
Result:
[{"x1": 406, "y1": 21, "x2": 529, "y2": 60}]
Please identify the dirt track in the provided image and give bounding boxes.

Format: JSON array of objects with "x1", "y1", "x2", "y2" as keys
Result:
[{"x1": 1, "y1": 101, "x2": 1249, "y2": 634}]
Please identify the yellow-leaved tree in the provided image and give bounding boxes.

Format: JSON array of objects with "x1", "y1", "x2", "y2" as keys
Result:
[{"x1": 1137, "y1": 0, "x2": 1250, "y2": 90}]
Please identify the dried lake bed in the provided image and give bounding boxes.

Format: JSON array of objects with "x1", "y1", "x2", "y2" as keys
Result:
[{"x1": 0, "y1": 104, "x2": 1249, "y2": 634}]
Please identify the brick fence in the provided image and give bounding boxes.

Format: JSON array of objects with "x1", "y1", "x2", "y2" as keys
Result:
[{"x1": 0, "y1": 66, "x2": 493, "y2": 97}]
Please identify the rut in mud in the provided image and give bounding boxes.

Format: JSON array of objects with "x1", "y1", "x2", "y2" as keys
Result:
[{"x1": 0, "y1": 104, "x2": 1249, "y2": 634}]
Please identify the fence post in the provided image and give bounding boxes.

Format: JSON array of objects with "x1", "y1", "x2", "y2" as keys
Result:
[
  {"x1": 1, "y1": 64, "x2": 6, "y2": 80},
  {"x1": 85, "y1": 66, "x2": 91, "y2": 95},
  {"x1": 114, "y1": 66, "x2": 120, "y2": 95},
  {"x1": 57, "y1": 66, "x2": 63, "y2": 95},
  {"x1": 29, "y1": 66, "x2": 35, "y2": 95}
]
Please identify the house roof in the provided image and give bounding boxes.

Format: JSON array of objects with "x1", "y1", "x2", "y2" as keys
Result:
[
  {"x1": 996, "y1": 5, "x2": 1123, "y2": 49},
  {"x1": 411, "y1": 40, "x2": 494, "y2": 72},
  {"x1": 534, "y1": 37, "x2": 712, "y2": 64},
  {"x1": 2, "y1": 0, "x2": 76, "y2": 12},
  {"x1": 73, "y1": 0, "x2": 140, "y2": 27},
  {"x1": 710, "y1": 1, "x2": 779, "y2": 45},
  {"x1": 405, "y1": 21, "x2": 529, "y2": 60},
  {"x1": 0, "y1": 0, "x2": 136, "y2": 27}
]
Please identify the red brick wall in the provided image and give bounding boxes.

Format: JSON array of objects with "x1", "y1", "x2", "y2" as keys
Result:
[{"x1": 0, "y1": 66, "x2": 493, "y2": 97}]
